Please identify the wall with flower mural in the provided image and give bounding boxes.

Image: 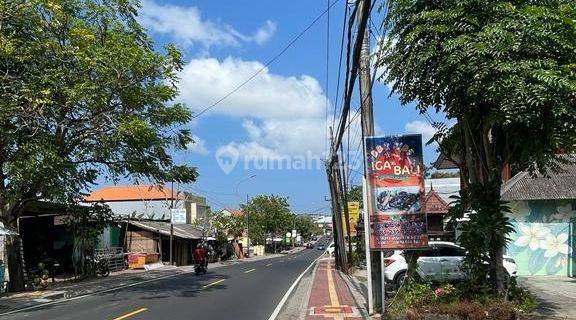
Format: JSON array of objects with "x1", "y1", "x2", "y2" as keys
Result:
[{"x1": 506, "y1": 200, "x2": 575, "y2": 276}]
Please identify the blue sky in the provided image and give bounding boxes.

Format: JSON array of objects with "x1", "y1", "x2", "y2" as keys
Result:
[{"x1": 134, "y1": 0, "x2": 444, "y2": 213}]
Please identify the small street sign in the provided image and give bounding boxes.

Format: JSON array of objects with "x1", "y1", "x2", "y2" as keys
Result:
[{"x1": 170, "y1": 208, "x2": 187, "y2": 224}]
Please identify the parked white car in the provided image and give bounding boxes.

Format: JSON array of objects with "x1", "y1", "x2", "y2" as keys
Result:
[
  {"x1": 383, "y1": 241, "x2": 517, "y2": 290},
  {"x1": 326, "y1": 243, "x2": 335, "y2": 256}
]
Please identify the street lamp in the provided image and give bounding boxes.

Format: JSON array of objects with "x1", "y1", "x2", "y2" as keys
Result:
[{"x1": 235, "y1": 174, "x2": 256, "y2": 257}]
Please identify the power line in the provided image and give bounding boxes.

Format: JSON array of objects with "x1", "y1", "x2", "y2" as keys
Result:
[
  {"x1": 193, "y1": 0, "x2": 342, "y2": 119},
  {"x1": 325, "y1": 0, "x2": 331, "y2": 156},
  {"x1": 332, "y1": 0, "x2": 350, "y2": 130},
  {"x1": 330, "y1": 0, "x2": 371, "y2": 157}
]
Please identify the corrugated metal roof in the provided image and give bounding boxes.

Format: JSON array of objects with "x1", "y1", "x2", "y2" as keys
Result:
[
  {"x1": 129, "y1": 221, "x2": 202, "y2": 239},
  {"x1": 501, "y1": 155, "x2": 576, "y2": 201}
]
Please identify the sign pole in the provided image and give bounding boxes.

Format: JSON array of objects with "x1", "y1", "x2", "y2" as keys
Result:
[
  {"x1": 169, "y1": 207, "x2": 187, "y2": 266},
  {"x1": 381, "y1": 251, "x2": 386, "y2": 314},
  {"x1": 362, "y1": 178, "x2": 374, "y2": 314},
  {"x1": 170, "y1": 223, "x2": 174, "y2": 265}
]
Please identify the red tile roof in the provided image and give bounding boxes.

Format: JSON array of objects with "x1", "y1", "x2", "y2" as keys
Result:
[
  {"x1": 423, "y1": 189, "x2": 449, "y2": 215},
  {"x1": 85, "y1": 185, "x2": 180, "y2": 202}
]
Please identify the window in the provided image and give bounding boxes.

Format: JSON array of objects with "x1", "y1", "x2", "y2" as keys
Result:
[
  {"x1": 418, "y1": 246, "x2": 440, "y2": 257},
  {"x1": 436, "y1": 245, "x2": 466, "y2": 257}
]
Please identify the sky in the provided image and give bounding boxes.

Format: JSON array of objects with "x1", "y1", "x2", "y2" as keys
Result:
[{"x1": 132, "y1": 0, "x2": 445, "y2": 213}]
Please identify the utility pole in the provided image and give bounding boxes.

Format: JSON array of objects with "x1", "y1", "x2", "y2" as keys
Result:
[
  {"x1": 327, "y1": 128, "x2": 349, "y2": 272},
  {"x1": 338, "y1": 143, "x2": 353, "y2": 264},
  {"x1": 170, "y1": 181, "x2": 174, "y2": 266},
  {"x1": 356, "y1": 0, "x2": 382, "y2": 314},
  {"x1": 246, "y1": 193, "x2": 250, "y2": 257}
]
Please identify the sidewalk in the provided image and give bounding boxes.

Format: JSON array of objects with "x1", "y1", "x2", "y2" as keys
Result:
[
  {"x1": 298, "y1": 258, "x2": 365, "y2": 320},
  {"x1": 519, "y1": 276, "x2": 576, "y2": 319},
  {"x1": 0, "y1": 250, "x2": 298, "y2": 315}
]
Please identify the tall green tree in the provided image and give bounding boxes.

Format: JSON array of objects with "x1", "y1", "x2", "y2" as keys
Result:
[
  {"x1": 0, "y1": 0, "x2": 197, "y2": 290},
  {"x1": 241, "y1": 195, "x2": 292, "y2": 247},
  {"x1": 379, "y1": 0, "x2": 576, "y2": 294},
  {"x1": 294, "y1": 215, "x2": 321, "y2": 241}
]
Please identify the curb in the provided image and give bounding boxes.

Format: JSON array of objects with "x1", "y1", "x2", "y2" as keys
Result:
[{"x1": 340, "y1": 269, "x2": 371, "y2": 319}]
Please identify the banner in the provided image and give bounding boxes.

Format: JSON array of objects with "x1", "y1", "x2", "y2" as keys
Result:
[
  {"x1": 343, "y1": 201, "x2": 360, "y2": 237},
  {"x1": 365, "y1": 134, "x2": 427, "y2": 249}
]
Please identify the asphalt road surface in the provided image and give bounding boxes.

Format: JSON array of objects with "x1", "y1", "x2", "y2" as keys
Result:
[{"x1": 2, "y1": 239, "x2": 329, "y2": 320}]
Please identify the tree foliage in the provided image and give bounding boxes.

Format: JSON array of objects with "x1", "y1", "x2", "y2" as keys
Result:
[
  {"x1": 240, "y1": 195, "x2": 293, "y2": 245},
  {"x1": 294, "y1": 215, "x2": 321, "y2": 241},
  {"x1": 0, "y1": 0, "x2": 197, "y2": 289},
  {"x1": 378, "y1": 0, "x2": 576, "y2": 294},
  {"x1": 380, "y1": 0, "x2": 576, "y2": 172},
  {"x1": 0, "y1": 0, "x2": 197, "y2": 224},
  {"x1": 347, "y1": 185, "x2": 363, "y2": 208}
]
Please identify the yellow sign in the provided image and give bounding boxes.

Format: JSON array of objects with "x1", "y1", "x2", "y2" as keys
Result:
[{"x1": 343, "y1": 201, "x2": 360, "y2": 237}]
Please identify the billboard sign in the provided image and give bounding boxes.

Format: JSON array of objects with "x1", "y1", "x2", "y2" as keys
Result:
[
  {"x1": 344, "y1": 201, "x2": 360, "y2": 237},
  {"x1": 365, "y1": 134, "x2": 427, "y2": 249},
  {"x1": 170, "y1": 208, "x2": 187, "y2": 224}
]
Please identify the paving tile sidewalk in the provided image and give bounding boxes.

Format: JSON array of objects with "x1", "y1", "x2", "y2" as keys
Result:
[
  {"x1": 0, "y1": 250, "x2": 296, "y2": 315},
  {"x1": 305, "y1": 258, "x2": 363, "y2": 320},
  {"x1": 519, "y1": 276, "x2": 576, "y2": 319}
]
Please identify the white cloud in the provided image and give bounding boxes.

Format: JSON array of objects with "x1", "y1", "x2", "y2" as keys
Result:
[
  {"x1": 252, "y1": 21, "x2": 277, "y2": 45},
  {"x1": 187, "y1": 135, "x2": 209, "y2": 155},
  {"x1": 179, "y1": 58, "x2": 326, "y2": 119},
  {"x1": 177, "y1": 57, "x2": 330, "y2": 160},
  {"x1": 139, "y1": 1, "x2": 276, "y2": 47},
  {"x1": 404, "y1": 120, "x2": 437, "y2": 143}
]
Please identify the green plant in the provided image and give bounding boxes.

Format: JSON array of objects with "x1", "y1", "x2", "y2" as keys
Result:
[
  {"x1": 389, "y1": 279, "x2": 435, "y2": 314},
  {"x1": 32, "y1": 262, "x2": 49, "y2": 290}
]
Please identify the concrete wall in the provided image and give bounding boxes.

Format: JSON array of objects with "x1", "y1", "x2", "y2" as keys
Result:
[{"x1": 506, "y1": 200, "x2": 575, "y2": 276}]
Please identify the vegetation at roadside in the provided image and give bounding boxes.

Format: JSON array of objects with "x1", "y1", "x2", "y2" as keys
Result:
[{"x1": 387, "y1": 278, "x2": 537, "y2": 320}]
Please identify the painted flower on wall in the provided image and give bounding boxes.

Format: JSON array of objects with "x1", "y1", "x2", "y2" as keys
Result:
[
  {"x1": 540, "y1": 233, "x2": 570, "y2": 258},
  {"x1": 552, "y1": 203, "x2": 576, "y2": 223},
  {"x1": 514, "y1": 223, "x2": 550, "y2": 250},
  {"x1": 507, "y1": 201, "x2": 531, "y2": 222}
]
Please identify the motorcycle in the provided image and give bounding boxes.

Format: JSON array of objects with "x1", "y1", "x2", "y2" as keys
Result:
[
  {"x1": 194, "y1": 259, "x2": 207, "y2": 275},
  {"x1": 87, "y1": 255, "x2": 110, "y2": 277}
]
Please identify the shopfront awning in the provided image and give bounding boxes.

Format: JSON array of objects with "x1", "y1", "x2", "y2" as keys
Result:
[{"x1": 128, "y1": 221, "x2": 202, "y2": 240}]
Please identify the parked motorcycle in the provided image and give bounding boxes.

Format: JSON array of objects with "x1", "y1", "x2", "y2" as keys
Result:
[{"x1": 87, "y1": 255, "x2": 110, "y2": 277}]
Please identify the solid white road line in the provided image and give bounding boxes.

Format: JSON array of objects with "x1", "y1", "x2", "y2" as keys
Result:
[{"x1": 266, "y1": 251, "x2": 326, "y2": 320}]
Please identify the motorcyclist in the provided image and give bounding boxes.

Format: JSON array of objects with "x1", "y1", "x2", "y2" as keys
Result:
[{"x1": 193, "y1": 243, "x2": 207, "y2": 269}]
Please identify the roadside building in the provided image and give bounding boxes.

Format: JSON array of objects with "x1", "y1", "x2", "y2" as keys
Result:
[
  {"x1": 85, "y1": 185, "x2": 209, "y2": 266},
  {"x1": 502, "y1": 156, "x2": 576, "y2": 277}
]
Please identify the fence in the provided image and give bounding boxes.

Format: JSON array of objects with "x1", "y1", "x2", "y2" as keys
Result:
[{"x1": 95, "y1": 247, "x2": 125, "y2": 272}]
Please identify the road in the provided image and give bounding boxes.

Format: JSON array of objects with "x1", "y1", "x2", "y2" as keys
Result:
[{"x1": 2, "y1": 241, "x2": 328, "y2": 320}]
